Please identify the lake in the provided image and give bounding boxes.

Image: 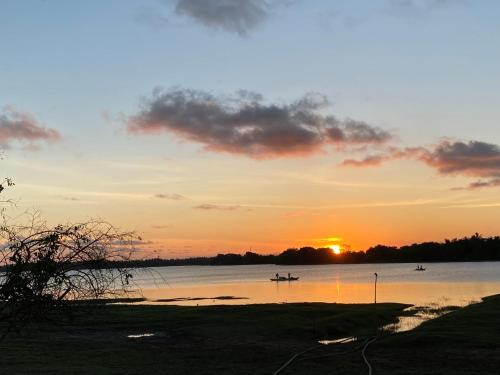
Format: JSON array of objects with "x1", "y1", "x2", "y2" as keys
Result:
[{"x1": 129, "y1": 262, "x2": 500, "y2": 307}]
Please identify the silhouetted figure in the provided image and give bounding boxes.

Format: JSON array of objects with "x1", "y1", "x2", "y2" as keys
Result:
[
  {"x1": 288, "y1": 273, "x2": 291, "y2": 280},
  {"x1": 276, "y1": 273, "x2": 279, "y2": 280}
]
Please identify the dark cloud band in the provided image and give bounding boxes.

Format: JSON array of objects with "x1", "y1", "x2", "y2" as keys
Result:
[
  {"x1": 342, "y1": 140, "x2": 500, "y2": 190},
  {"x1": 128, "y1": 88, "x2": 392, "y2": 159},
  {"x1": 174, "y1": 0, "x2": 269, "y2": 36}
]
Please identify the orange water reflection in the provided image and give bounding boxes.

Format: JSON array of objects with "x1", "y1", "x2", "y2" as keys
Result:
[{"x1": 136, "y1": 281, "x2": 500, "y2": 307}]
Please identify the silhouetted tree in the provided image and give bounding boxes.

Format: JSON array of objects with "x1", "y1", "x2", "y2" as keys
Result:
[
  {"x1": 0, "y1": 215, "x2": 138, "y2": 333},
  {"x1": 0, "y1": 177, "x2": 15, "y2": 217}
]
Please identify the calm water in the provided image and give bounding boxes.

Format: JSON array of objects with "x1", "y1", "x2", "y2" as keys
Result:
[{"x1": 129, "y1": 262, "x2": 500, "y2": 307}]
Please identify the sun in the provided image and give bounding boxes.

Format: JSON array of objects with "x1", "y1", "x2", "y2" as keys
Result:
[{"x1": 330, "y1": 245, "x2": 342, "y2": 255}]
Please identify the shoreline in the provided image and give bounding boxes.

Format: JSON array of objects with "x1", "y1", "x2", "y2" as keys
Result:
[{"x1": 91, "y1": 259, "x2": 500, "y2": 270}]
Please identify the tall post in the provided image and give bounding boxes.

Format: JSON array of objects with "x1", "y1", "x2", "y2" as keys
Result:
[{"x1": 374, "y1": 272, "x2": 378, "y2": 304}]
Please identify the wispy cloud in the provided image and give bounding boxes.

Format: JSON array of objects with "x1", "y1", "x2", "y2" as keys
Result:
[
  {"x1": 443, "y1": 202, "x2": 500, "y2": 208},
  {"x1": 151, "y1": 224, "x2": 171, "y2": 229},
  {"x1": 193, "y1": 203, "x2": 241, "y2": 211},
  {"x1": 455, "y1": 179, "x2": 500, "y2": 190},
  {"x1": 390, "y1": 0, "x2": 464, "y2": 14},
  {"x1": 341, "y1": 147, "x2": 422, "y2": 167},
  {"x1": 282, "y1": 210, "x2": 322, "y2": 218},
  {"x1": 128, "y1": 88, "x2": 393, "y2": 159},
  {"x1": 153, "y1": 193, "x2": 186, "y2": 200},
  {"x1": 341, "y1": 154, "x2": 390, "y2": 167},
  {"x1": 0, "y1": 107, "x2": 61, "y2": 149},
  {"x1": 59, "y1": 196, "x2": 81, "y2": 202}
]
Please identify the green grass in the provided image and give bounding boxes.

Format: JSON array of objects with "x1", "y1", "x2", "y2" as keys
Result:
[
  {"x1": 290, "y1": 294, "x2": 500, "y2": 375},
  {"x1": 369, "y1": 294, "x2": 500, "y2": 375},
  {"x1": 0, "y1": 302, "x2": 404, "y2": 374},
  {"x1": 0, "y1": 296, "x2": 499, "y2": 374}
]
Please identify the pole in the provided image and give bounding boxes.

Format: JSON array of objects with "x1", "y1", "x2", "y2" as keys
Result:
[{"x1": 373, "y1": 273, "x2": 379, "y2": 335}]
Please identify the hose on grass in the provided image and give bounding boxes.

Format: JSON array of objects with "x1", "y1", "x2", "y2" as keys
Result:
[
  {"x1": 361, "y1": 336, "x2": 378, "y2": 375},
  {"x1": 273, "y1": 337, "x2": 372, "y2": 374},
  {"x1": 298, "y1": 337, "x2": 370, "y2": 361},
  {"x1": 272, "y1": 346, "x2": 319, "y2": 375}
]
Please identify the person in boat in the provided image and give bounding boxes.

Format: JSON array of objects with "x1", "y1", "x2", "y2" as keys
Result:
[
  {"x1": 276, "y1": 273, "x2": 279, "y2": 280},
  {"x1": 288, "y1": 273, "x2": 291, "y2": 280}
]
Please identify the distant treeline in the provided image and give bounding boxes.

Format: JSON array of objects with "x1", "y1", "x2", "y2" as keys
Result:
[{"x1": 98, "y1": 233, "x2": 500, "y2": 268}]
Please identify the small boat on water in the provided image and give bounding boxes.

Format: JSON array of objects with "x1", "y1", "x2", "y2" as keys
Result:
[
  {"x1": 414, "y1": 265, "x2": 426, "y2": 271},
  {"x1": 270, "y1": 276, "x2": 300, "y2": 282}
]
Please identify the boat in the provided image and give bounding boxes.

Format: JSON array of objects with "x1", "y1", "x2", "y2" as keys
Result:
[
  {"x1": 270, "y1": 276, "x2": 300, "y2": 282},
  {"x1": 414, "y1": 267, "x2": 426, "y2": 271}
]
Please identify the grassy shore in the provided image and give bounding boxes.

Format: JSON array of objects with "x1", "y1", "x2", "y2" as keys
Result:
[{"x1": 0, "y1": 296, "x2": 499, "y2": 374}]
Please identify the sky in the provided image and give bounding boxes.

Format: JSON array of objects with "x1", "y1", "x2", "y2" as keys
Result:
[{"x1": 1, "y1": 0, "x2": 500, "y2": 257}]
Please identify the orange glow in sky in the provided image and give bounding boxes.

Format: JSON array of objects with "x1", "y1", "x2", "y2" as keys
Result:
[{"x1": 4, "y1": 0, "x2": 500, "y2": 259}]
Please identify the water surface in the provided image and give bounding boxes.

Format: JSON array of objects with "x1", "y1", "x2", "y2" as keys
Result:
[{"x1": 129, "y1": 262, "x2": 500, "y2": 307}]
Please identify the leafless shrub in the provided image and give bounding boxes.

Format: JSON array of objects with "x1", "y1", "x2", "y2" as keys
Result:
[{"x1": 0, "y1": 214, "x2": 139, "y2": 332}]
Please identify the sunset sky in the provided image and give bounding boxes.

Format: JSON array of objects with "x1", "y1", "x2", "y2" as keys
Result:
[{"x1": 2, "y1": 0, "x2": 500, "y2": 257}]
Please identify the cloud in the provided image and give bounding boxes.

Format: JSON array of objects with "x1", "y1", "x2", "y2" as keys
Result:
[
  {"x1": 153, "y1": 193, "x2": 186, "y2": 200},
  {"x1": 111, "y1": 239, "x2": 155, "y2": 252},
  {"x1": 389, "y1": 0, "x2": 465, "y2": 16},
  {"x1": 60, "y1": 196, "x2": 81, "y2": 201},
  {"x1": 342, "y1": 140, "x2": 500, "y2": 190},
  {"x1": 416, "y1": 141, "x2": 500, "y2": 177},
  {"x1": 282, "y1": 210, "x2": 321, "y2": 218},
  {"x1": 193, "y1": 203, "x2": 240, "y2": 211},
  {"x1": 0, "y1": 107, "x2": 61, "y2": 148},
  {"x1": 174, "y1": 0, "x2": 270, "y2": 36},
  {"x1": 452, "y1": 179, "x2": 500, "y2": 191},
  {"x1": 128, "y1": 88, "x2": 393, "y2": 159},
  {"x1": 152, "y1": 224, "x2": 171, "y2": 229},
  {"x1": 341, "y1": 147, "x2": 422, "y2": 167},
  {"x1": 341, "y1": 154, "x2": 390, "y2": 168}
]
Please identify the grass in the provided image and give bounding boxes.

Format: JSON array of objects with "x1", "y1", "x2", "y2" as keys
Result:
[
  {"x1": 0, "y1": 296, "x2": 499, "y2": 374},
  {"x1": 370, "y1": 294, "x2": 500, "y2": 375},
  {"x1": 290, "y1": 294, "x2": 500, "y2": 375},
  {"x1": 0, "y1": 302, "x2": 405, "y2": 374}
]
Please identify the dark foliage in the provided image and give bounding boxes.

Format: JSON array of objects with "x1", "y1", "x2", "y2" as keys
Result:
[
  {"x1": 96, "y1": 233, "x2": 500, "y2": 268},
  {"x1": 0, "y1": 219, "x2": 138, "y2": 333}
]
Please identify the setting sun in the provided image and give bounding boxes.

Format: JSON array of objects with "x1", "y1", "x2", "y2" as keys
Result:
[{"x1": 330, "y1": 245, "x2": 342, "y2": 255}]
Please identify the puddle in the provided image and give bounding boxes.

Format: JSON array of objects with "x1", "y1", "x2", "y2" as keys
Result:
[
  {"x1": 383, "y1": 300, "x2": 476, "y2": 333},
  {"x1": 319, "y1": 299, "x2": 478, "y2": 345},
  {"x1": 127, "y1": 333, "x2": 156, "y2": 339},
  {"x1": 154, "y1": 296, "x2": 249, "y2": 303},
  {"x1": 318, "y1": 336, "x2": 357, "y2": 345}
]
